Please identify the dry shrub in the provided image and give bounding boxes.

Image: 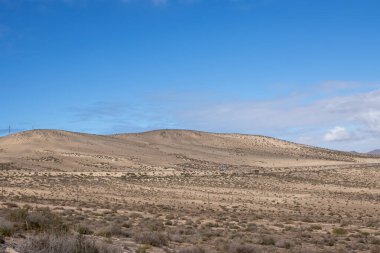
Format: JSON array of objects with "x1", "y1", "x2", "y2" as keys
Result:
[
  {"x1": 0, "y1": 218, "x2": 14, "y2": 236},
  {"x1": 7, "y1": 207, "x2": 29, "y2": 222},
  {"x1": 199, "y1": 227, "x2": 222, "y2": 241},
  {"x1": 138, "y1": 218, "x2": 164, "y2": 231},
  {"x1": 27, "y1": 208, "x2": 67, "y2": 232},
  {"x1": 17, "y1": 234, "x2": 122, "y2": 253},
  {"x1": 135, "y1": 245, "x2": 150, "y2": 253},
  {"x1": 333, "y1": 227, "x2": 348, "y2": 236},
  {"x1": 307, "y1": 225, "x2": 322, "y2": 231},
  {"x1": 129, "y1": 213, "x2": 143, "y2": 219},
  {"x1": 224, "y1": 242, "x2": 261, "y2": 253},
  {"x1": 95, "y1": 225, "x2": 123, "y2": 238},
  {"x1": 4, "y1": 202, "x2": 18, "y2": 208},
  {"x1": 7, "y1": 207, "x2": 67, "y2": 233},
  {"x1": 177, "y1": 246, "x2": 206, "y2": 253},
  {"x1": 371, "y1": 245, "x2": 380, "y2": 253},
  {"x1": 77, "y1": 224, "x2": 94, "y2": 235},
  {"x1": 259, "y1": 236, "x2": 275, "y2": 246},
  {"x1": 275, "y1": 239, "x2": 292, "y2": 249},
  {"x1": 134, "y1": 231, "x2": 168, "y2": 247},
  {"x1": 245, "y1": 223, "x2": 257, "y2": 232}
]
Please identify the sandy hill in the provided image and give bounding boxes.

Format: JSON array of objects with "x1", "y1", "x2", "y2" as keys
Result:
[{"x1": 0, "y1": 129, "x2": 378, "y2": 171}]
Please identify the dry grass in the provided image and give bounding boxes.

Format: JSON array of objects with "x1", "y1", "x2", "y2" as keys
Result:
[
  {"x1": 0, "y1": 130, "x2": 379, "y2": 252},
  {"x1": 177, "y1": 246, "x2": 206, "y2": 253},
  {"x1": 17, "y1": 234, "x2": 122, "y2": 253},
  {"x1": 0, "y1": 218, "x2": 14, "y2": 236},
  {"x1": 134, "y1": 231, "x2": 168, "y2": 247}
]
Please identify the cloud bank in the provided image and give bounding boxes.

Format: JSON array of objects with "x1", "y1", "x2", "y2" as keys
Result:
[
  {"x1": 69, "y1": 83, "x2": 380, "y2": 152},
  {"x1": 173, "y1": 87, "x2": 380, "y2": 151}
]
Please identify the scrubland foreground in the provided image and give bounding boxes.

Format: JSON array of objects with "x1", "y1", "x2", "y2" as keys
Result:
[{"x1": 0, "y1": 129, "x2": 379, "y2": 253}]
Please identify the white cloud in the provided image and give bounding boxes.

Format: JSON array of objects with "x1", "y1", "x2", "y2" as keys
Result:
[
  {"x1": 358, "y1": 110, "x2": 380, "y2": 134},
  {"x1": 324, "y1": 126, "x2": 352, "y2": 142},
  {"x1": 68, "y1": 82, "x2": 380, "y2": 152},
  {"x1": 169, "y1": 85, "x2": 380, "y2": 151}
]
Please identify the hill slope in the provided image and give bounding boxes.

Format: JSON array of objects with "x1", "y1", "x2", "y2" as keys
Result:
[
  {"x1": 0, "y1": 129, "x2": 377, "y2": 171},
  {"x1": 368, "y1": 149, "x2": 380, "y2": 155}
]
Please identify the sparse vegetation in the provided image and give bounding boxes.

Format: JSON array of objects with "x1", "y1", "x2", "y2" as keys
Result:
[
  {"x1": 0, "y1": 130, "x2": 379, "y2": 252},
  {"x1": 0, "y1": 218, "x2": 14, "y2": 236},
  {"x1": 17, "y1": 234, "x2": 122, "y2": 253},
  {"x1": 134, "y1": 231, "x2": 168, "y2": 246},
  {"x1": 333, "y1": 227, "x2": 348, "y2": 236},
  {"x1": 177, "y1": 246, "x2": 206, "y2": 253}
]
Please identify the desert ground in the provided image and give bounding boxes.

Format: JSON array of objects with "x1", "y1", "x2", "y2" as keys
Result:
[{"x1": 0, "y1": 129, "x2": 379, "y2": 253}]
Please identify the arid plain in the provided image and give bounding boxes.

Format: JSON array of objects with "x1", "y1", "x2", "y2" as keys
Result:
[{"x1": 0, "y1": 129, "x2": 379, "y2": 253}]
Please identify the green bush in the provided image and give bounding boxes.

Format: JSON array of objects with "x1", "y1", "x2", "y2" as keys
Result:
[{"x1": 333, "y1": 227, "x2": 348, "y2": 236}]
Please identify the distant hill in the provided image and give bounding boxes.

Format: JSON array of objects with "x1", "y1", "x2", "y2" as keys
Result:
[
  {"x1": 0, "y1": 129, "x2": 379, "y2": 171},
  {"x1": 368, "y1": 149, "x2": 380, "y2": 155}
]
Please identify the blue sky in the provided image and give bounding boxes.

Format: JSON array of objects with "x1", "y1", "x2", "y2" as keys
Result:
[{"x1": 1, "y1": 0, "x2": 380, "y2": 152}]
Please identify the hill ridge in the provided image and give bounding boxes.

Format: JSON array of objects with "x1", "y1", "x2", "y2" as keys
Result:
[
  {"x1": 0, "y1": 128, "x2": 369, "y2": 157},
  {"x1": 1, "y1": 129, "x2": 378, "y2": 172}
]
